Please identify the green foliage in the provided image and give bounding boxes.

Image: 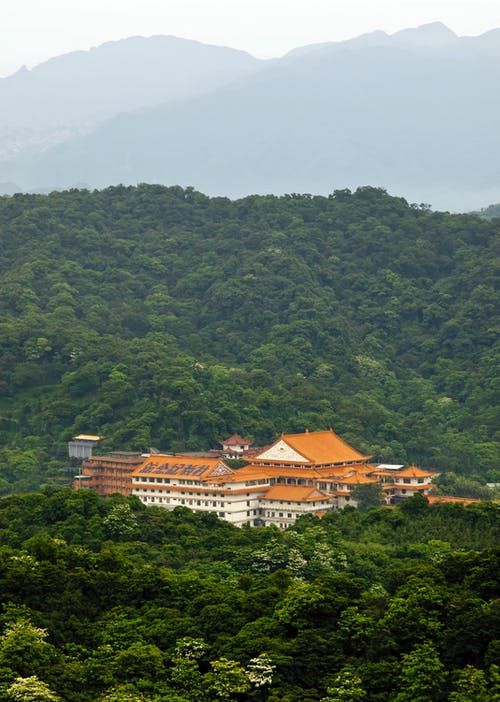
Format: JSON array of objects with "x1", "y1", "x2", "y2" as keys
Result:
[
  {"x1": 0, "y1": 185, "x2": 498, "y2": 494},
  {"x1": 394, "y1": 642, "x2": 446, "y2": 702},
  {"x1": 169, "y1": 638, "x2": 207, "y2": 701},
  {"x1": 205, "y1": 658, "x2": 250, "y2": 700},
  {"x1": 433, "y1": 473, "x2": 498, "y2": 501},
  {"x1": 0, "y1": 490, "x2": 496, "y2": 701},
  {"x1": 246, "y1": 653, "x2": 275, "y2": 688},
  {"x1": 103, "y1": 504, "x2": 139, "y2": 540},
  {"x1": 5, "y1": 676, "x2": 61, "y2": 702},
  {"x1": 448, "y1": 665, "x2": 491, "y2": 702},
  {"x1": 320, "y1": 667, "x2": 366, "y2": 702},
  {"x1": 350, "y1": 484, "x2": 385, "y2": 511}
]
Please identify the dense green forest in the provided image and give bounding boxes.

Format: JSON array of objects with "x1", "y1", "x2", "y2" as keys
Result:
[
  {"x1": 0, "y1": 489, "x2": 497, "y2": 701},
  {"x1": 0, "y1": 185, "x2": 498, "y2": 494}
]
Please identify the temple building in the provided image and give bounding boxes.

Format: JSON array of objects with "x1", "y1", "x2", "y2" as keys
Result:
[
  {"x1": 74, "y1": 428, "x2": 438, "y2": 527},
  {"x1": 74, "y1": 451, "x2": 144, "y2": 496},
  {"x1": 219, "y1": 433, "x2": 253, "y2": 458},
  {"x1": 259, "y1": 485, "x2": 334, "y2": 529},
  {"x1": 373, "y1": 465, "x2": 437, "y2": 501},
  {"x1": 128, "y1": 429, "x2": 437, "y2": 526},
  {"x1": 130, "y1": 455, "x2": 269, "y2": 527}
]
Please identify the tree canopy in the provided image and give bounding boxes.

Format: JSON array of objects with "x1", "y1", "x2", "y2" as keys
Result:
[
  {"x1": 0, "y1": 185, "x2": 498, "y2": 494},
  {"x1": 0, "y1": 489, "x2": 497, "y2": 701}
]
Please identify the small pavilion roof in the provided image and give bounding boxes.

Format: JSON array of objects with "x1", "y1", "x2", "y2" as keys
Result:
[
  {"x1": 221, "y1": 433, "x2": 251, "y2": 446},
  {"x1": 72, "y1": 434, "x2": 102, "y2": 441},
  {"x1": 397, "y1": 465, "x2": 438, "y2": 477},
  {"x1": 373, "y1": 464, "x2": 437, "y2": 478}
]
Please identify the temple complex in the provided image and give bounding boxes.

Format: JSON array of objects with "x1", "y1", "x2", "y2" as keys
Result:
[
  {"x1": 128, "y1": 428, "x2": 437, "y2": 527},
  {"x1": 74, "y1": 428, "x2": 438, "y2": 527}
]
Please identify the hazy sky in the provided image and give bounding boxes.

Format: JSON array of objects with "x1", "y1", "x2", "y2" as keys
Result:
[{"x1": 2, "y1": 0, "x2": 500, "y2": 77}]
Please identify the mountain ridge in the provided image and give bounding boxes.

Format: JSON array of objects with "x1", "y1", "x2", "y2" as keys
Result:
[{"x1": 1, "y1": 24, "x2": 500, "y2": 210}]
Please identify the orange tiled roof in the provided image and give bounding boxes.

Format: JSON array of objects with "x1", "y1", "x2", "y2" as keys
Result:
[
  {"x1": 252, "y1": 429, "x2": 370, "y2": 465},
  {"x1": 336, "y1": 472, "x2": 379, "y2": 485},
  {"x1": 241, "y1": 463, "x2": 378, "y2": 480},
  {"x1": 262, "y1": 485, "x2": 332, "y2": 502},
  {"x1": 374, "y1": 465, "x2": 437, "y2": 479},
  {"x1": 238, "y1": 464, "x2": 367, "y2": 480},
  {"x1": 213, "y1": 466, "x2": 277, "y2": 482},
  {"x1": 387, "y1": 465, "x2": 436, "y2": 478},
  {"x1": 396, "y1": 465, "x2": 438, "y2": 478},
  {"x1": 131, "y1": 455, "x2": 235, "y2": 481}
]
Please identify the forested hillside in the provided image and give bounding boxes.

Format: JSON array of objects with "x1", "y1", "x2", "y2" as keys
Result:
[
  {"x1": 0, "y1": 185, "x2": 498, "y2": 493},
  {"x1": 0, "y1": 488, "x2": 497, "y2": 701}
]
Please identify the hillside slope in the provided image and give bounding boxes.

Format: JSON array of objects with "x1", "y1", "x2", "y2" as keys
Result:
[{"x1": 0, "y1": 185, "x2": 498, "y2": 493}]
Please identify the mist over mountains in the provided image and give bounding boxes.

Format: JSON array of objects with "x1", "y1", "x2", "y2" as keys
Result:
[
  {"x1": 0, "y1": 36, "x2": 261, "y2": 159},
  {"x1": 1, "y1": 23, "x2": 499, "y2": 210}
]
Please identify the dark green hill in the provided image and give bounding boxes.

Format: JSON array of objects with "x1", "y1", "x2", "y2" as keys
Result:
[
  {"x1": 0, "y1": 185, "x2": 498, "y2": 492},
  {"x1": 0, "y1": 488, "x2": 497, "y2": 701}
]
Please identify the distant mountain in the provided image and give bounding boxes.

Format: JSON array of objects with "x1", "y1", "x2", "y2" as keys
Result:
[
  {"x1": 285, "y1": 22, "x2": 500, "y2": 61},
  {"x1": 0, "y1": 35, "x2": 262, "y2": 158},
  {"x1": 1, "y1": 24, "x2": 500, "y2": 210},
  {"x1": 472, "y1": 202, "x2": 500, "y2": 220}
]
